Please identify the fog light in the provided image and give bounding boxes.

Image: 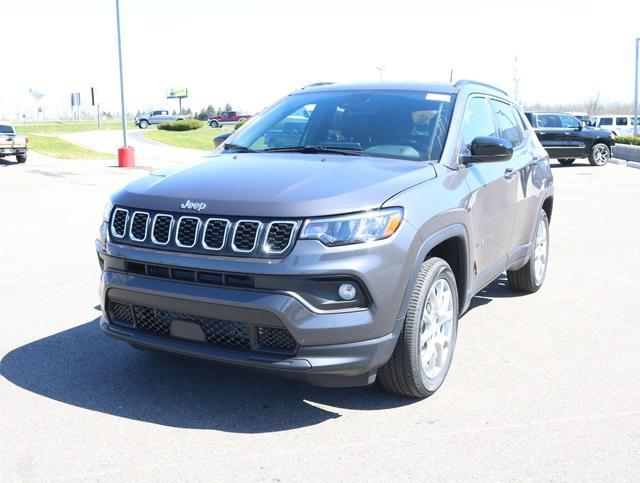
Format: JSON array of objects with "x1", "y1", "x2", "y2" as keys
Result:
[{"x1": 338, "y1": 283, "x2": 357, "y2": 301}]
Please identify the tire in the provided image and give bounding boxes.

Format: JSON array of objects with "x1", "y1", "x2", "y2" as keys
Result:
[
  {"x1": 138, "y1": 119, "x2": 149, "y2": 129},
  {"x1": 16, "y1": 153, "x2": 27, "y2": 163},
  {"x1": 378, "y1": 257, "x2": 459, "y2": 398},
  {"x1": 210, "y1": 120, "x2": 220, "y2": 128},
  {"x1": 558, "y1": 158, "x2": 575, "y2": 166},
  {"x1": 588, "y1": 143, "x2": 610, "y2": 166},
  {"x1": 507, "y1": 210, "x2": 549, "y2": 293}
]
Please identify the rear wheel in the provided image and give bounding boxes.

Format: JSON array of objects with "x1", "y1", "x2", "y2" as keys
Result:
[
  {"x1": 507, "y1": 210, "x2": 549, "y2": 293},
  {"x1": 558, "y1": 158, "x2": 575, "y2": 166},
  {"x1": 378, "y1": 257, "x2": 458, "y2": 398},
  {"x1": 138, "y1": 119, "x2": 149, "y2": 129},
  {"x1": 588, "y1": 143, "x2": 610, "y2": 166},
  {"x1": 16, "y1": 153, "x2": 27, "y2": 163}
]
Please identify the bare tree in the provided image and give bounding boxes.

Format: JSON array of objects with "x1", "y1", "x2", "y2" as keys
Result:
[{"x1": 583, "y1": 92, "x2": 602, "y2": 115}]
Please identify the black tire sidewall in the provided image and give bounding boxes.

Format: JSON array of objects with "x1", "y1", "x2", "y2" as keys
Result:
[
  {"x1": 591, "y1": 143, "x2": 609, "y2": 166},
  {"x1": 409, "y1": 260, "x2": 459, "y2": 393},
  {"x1": 529, "y1": 210, "x2": 550, "y2": 288},
  {"x1": 139, "y1": 120, "x2": 148, "y2": 129}
]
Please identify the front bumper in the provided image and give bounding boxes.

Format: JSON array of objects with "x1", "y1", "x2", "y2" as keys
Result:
[{"x1": 97, "y1": 219, "x2": 417, "y2": 386}]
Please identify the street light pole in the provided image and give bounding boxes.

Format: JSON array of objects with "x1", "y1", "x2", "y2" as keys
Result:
[
  {"x1": 634, "y1": 37, "x2": 639, "y2": 138},
  {"x1": 376, "y1": 66, "x2": 386, "y2": 81},
  {"x1": 115, "y1": 0, "x2": 134, "y2": 167}
]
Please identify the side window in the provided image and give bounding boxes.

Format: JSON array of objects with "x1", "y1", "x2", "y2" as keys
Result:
[
  {"x1": 460, "y1": 97, "x2": 497, "y2": 151},
  {"x1": 560, "y1": 115, "x2": 580, "y2": 129},
  {"x1": 536, "y1": 114, "x2": 561, "y2": 128},
  {"x1": 600, "y1": 117, "x2": 613, "y2": 126},
  {"x1": 616, "y1": 117, "x2": 628, "y2": 126},
  {"x1": 490, "y1": 99, "x2": 524, "y2": 146}
]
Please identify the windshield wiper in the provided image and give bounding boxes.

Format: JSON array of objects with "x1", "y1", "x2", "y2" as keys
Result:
[
  {"x1": 223, "y1": 143, "x2": 256, "y2": 153},
  {"x1": 262, "y1": 145, "x2": 362, "y2": 156}
]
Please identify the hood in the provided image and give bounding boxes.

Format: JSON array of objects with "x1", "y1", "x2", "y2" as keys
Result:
[{"x1": 114, "y1": 153, "x2": 437, "y2": 217}]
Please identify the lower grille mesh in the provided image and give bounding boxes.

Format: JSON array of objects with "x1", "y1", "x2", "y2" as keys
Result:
[{"x1": 108, "y1": 301, "x2": 297, "y2": 354}]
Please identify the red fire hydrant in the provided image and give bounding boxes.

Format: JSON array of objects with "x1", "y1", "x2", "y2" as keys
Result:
[{"x1": 118, "y1": 146, "x2": 135, "y2": 168}]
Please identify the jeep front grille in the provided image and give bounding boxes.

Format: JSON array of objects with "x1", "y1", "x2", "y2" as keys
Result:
[
  {"x1": 108, "y1": 207, "x2": 298, "y2": 258},
  {"x1": 107, "y1": 300, "x2": 297, "y2": 354}
]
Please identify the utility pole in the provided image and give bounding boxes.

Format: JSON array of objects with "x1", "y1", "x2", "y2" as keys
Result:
[
  {"x1": 376, "y1": 66, "x2": 386, "y2": 81},
  {"x1": 634, "y1": 38, "x2": 639, "y2": 138},
  {"x1": 115, "y1": 0, "x2": 134, "y2": 166},
  {"x1": 449, "y1": 69, "x2": 454, "y2": 83}
]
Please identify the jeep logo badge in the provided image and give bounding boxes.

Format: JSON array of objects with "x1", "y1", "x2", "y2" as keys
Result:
[{"x1": 180, "y1": 200, "x2": 207, "y2": 211}]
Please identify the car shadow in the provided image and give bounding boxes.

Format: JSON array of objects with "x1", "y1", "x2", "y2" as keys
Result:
[
  {"x1": 0, "y1": 158, "x2": 20, "y2": 167},
  {"x1": 466, "y1": 274, "x2": 527, "y2": 312},
  {"x1": 0, "y1": 317, "x2": 418, "y2": 433}
]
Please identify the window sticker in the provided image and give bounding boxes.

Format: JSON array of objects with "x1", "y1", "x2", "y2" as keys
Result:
[{"x1": 426, "y1": 93, "x2": 451, "y2": 102}]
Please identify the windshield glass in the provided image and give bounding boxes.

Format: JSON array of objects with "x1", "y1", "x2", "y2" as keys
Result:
[
  {"x1": 229, "y1": 90, "x2": 455, "y2": 161},
  {"x1": 0, "y1": 125, "x2": 15, "y2": 134}
]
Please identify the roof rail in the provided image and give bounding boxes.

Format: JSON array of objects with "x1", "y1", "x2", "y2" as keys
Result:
[
  {"x1": 301, "y1": 82, "x2": 334, "y2": 90},
  {"x1": 454, "y1": 79, "x2": 508, "y2": 96}
]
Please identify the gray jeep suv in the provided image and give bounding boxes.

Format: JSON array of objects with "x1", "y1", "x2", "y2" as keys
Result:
[{"x1": 97, "y1": 80, "x2": 554, "y2": 398}]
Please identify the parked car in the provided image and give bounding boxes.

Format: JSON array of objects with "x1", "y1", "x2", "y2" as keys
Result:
[
  {"x1": 589, "y1": 115, "x2": 638, "y2": 137},
  {"x1": 208, "y1": 111, "x2": 251, "y2": 128},
  {"x1": 0, "y1": 123, "x2": 28, "y2": 163},
  {"x1": 135, "y1": 110, "x2": 185, "y2": 129},
  {"x1": 98, "y1": 80, "x2": 554, "y2": 398},
  {"x1": 525, "y1": 112, "x2": 615, "y2": 166}
]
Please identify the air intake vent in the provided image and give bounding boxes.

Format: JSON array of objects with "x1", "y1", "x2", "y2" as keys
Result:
[
  {"x1": 203, "y1": 218, "x2": 229, "y2": 250},
  {"x1": 111, "y1": 208, "x2": 128, "y2": 238},
  {"x1": 152, "y1": 214, "x2": 173, "y2": 245},
  {"x1": 232, "y1": 221, "x2": 261, "y2": 252},
  {"x1": 176, "y1": 217, "x2": 200, "y2": 247},
  {"x1": 130, "y1": 212, "x2": 149, "y2": 241},
  {"x1": 264, "y1": 222, "x2": 296, "y2": 253}
]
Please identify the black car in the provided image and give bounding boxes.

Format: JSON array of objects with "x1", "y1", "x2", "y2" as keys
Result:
[{"x1": 525, "y1": 112, "x2": 615, "y2": 166}]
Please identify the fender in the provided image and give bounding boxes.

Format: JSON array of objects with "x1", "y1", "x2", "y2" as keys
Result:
[{"x1": 396, "y1": 223, "x2": 471, "y2": 322}]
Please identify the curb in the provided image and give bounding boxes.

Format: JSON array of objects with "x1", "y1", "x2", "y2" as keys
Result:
[{"x1": 628, "y1": 161, "x2": 640, "y2": 170}]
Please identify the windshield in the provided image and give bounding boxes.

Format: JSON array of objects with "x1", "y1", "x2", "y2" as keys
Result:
[
  {"x1": 228, "y1": 90, "x2": 455, "y2": 161},
  {"x1": 0, "y1": 125, "x2": 15, "y2": 134}
]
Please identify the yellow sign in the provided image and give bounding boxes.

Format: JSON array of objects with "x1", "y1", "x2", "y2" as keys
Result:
[{"x1": 166, "y1": 87, "x2": 188, "y2": 98}]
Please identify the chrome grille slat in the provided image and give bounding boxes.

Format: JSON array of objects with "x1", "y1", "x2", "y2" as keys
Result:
[
  {"x1": 263, "y1": 221, "x2": 297, "y2": 254},
  {"x1": 232, "y1": 220, "x2": 262, "y2": 253},
  {"x1": 151, "y1": 214, "x2": 174, "y2": 245},
  {"x1": 202, "y1": 218, "x2": 230, "y2": 251},
  {"x1": 129, "y1": 211, "x2": 150, "y2": 242},
  {"x1": 175, "y1": 216, "x2": 201, "y2": 248},
  {"x1": 110, "y1": 208, "x2": 129, "y2": 238}
]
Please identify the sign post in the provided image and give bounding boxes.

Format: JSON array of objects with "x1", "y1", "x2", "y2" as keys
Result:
[
  {"x1": 91, "y1": 87, "x2": 101, "y2": 129},
  {"x1": 115, "y1": 0, "x2": 134, "y2": 167},
  {"x1": 166, "y1": 87, "x2": 188, "y2": 115},
  {"x1": 634, "y1": 37, "x2": 639, "y2": 138}
]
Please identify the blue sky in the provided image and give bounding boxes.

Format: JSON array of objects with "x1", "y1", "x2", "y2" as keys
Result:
[{"x1": 2, "y1": 0, "x2": 639, "y2": 118}]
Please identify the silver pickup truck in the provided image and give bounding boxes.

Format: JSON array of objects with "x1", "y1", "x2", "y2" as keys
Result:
[
  {"x1": 0, "y1": 124, "x2": 28, "y2": 163},
  {"x1": 134, "y1": 110, "x2": 185, "y2": 129}
]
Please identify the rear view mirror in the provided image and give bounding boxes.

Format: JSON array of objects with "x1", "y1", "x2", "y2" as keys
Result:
[
  {"x1": 460, "y1": 136, "x2": 513, "y2": 164},
  {"x1": 213, "y1": 132, "x2": 232, "y2": 148}
]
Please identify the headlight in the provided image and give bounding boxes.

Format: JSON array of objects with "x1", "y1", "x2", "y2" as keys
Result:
[
  {"x1": 300, "y1": 208, "x2": 403, "y2": 246},
  {"x1": 102, "y1": 199, "x2": 114, "y2": 222}
]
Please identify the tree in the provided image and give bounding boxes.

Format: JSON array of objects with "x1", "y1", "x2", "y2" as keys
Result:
[
  {"x1": 584, "y1": 92, "x2": 602, "y2": 116},
  {"x1": 223, "y1": 103, "x2": 233, "y2": 112}
]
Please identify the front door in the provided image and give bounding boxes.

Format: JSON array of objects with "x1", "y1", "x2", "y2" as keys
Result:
[{"x1": 459, "y1": 96, "x2": 517, "y2": 286}]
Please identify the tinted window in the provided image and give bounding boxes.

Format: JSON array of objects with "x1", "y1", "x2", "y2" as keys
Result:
[
  {"x1": 600, "y1": 117, "x2": 613, "y2": 126},
  {"x1": 491, "y1": 100, "x2": 524, "y2": 146},
  {"x1": 0, "y1": 124, "x2": 14, "y2": 134},
  {"x1": 535, "y1": 114, "x2": 562, "y2": 128},
  {"x1": 560, "y1": 115, "x2": 580, "y2": 129},
  {"x1": 231, "y1": 90, "x2": 456, "y2": 161},
  {"x1": 616, "y1": 117, "x2": 628, "y2": 126},
  {"x1": 460, "y1": 97, "x2": 497, "y2": 149}
]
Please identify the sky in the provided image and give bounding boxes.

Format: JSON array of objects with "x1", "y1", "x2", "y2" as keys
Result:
[{"x1": 1, "y1": 0, "x2": 639, "y2": 119}]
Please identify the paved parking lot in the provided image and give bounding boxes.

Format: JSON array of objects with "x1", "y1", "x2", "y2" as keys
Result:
[{"x1": 1, "y1": 154, "x2": 639, "y2": 481}]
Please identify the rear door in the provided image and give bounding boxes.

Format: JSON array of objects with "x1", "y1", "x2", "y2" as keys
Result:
[
  {"x1": 559, "y1": 114, "x2": 588, "y2": 157},
  {"x1": 460, "y1": 96, "x2": 517, "y2": 286}
]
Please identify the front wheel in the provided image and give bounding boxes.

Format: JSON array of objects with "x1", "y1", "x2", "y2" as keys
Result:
[
  {"x1": 558, "y1": 158, "x2": 575, "y2": 166},
  {"x1": 210, "y1": 120, "x2": 220, "y2": 128},
  {"x1": 507, "y1": 210, "x2": 549, "y2": 293},
  {"x1": 138, "y1": 119, "x2": 149, "y2": 129},
  {"x1": 588, "y1": 143, "x2": 610, "y2": 166},
  {"x1": 378, "y1": 257, "x2": 459, "y2": 398}
]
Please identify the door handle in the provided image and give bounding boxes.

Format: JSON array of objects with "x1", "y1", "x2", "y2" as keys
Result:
[{"x1": 503, "y1": 168, "x2": 517, "y2": 180}]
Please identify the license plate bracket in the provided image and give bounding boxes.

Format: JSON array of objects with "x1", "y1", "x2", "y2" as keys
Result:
[{"x1": 170, "y1": 319, "x2": 206, "y2": 342}]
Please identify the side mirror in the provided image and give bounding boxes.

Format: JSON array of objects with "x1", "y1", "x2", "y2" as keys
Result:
[
  {"x1": 213, "y1": 132, "x2": 232, "y2": 148},
  {"x1": 460, "y1": 136, "x2": 513, "y2": 164},
  {"x1": 580, "y1": 121, "x2": 587, "y2": 129}
]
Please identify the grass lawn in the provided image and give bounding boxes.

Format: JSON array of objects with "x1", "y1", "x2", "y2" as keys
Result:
[
  {"x1": 12, "y1": 121, "x2": 130, "y2": 159},
  {"x1": 144, "y1": 126, "x2": 233, "y2": 151},
  {"x1": 27, "y1": 134, "x2": 115, "y2": 159}
]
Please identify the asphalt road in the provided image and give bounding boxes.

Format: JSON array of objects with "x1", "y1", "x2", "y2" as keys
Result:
[{"x1": 1, "y1": 154, "x2": 639, "y2": 481}]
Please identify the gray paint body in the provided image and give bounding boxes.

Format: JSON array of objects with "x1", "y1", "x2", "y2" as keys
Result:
[{"x1": 98, "y1": 81, "x2": 554, "y2": 386}]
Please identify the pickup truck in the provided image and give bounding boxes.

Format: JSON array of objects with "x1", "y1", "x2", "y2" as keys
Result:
[
  {"x1": 135, "y1": 110, "x2": 185, "y2": 129},
  {"x1": 208, "y1": 111, "x2": 251, "y2": 128},
  {"x1": 525, "y1": 111, "x2": 615, "y2": 166},
  {"x1": 0, "y1": 124, "x2": 28, "y2": 163}
]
